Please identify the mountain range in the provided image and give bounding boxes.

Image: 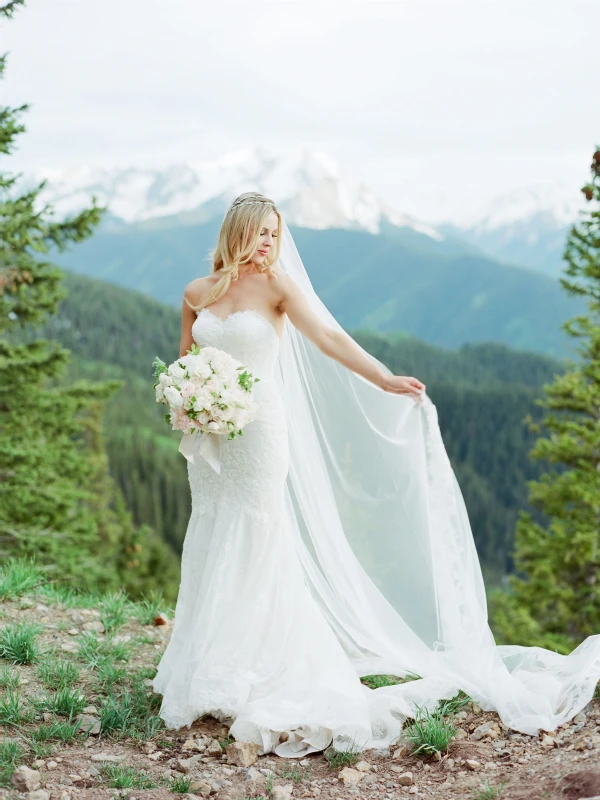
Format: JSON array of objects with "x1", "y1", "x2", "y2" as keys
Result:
[
  {"x1": 34, "y1": 147, "x2": 586, "y2": 277},
  {"x1": 32, "y1": 146, "x2": 587, "y2": 358}
]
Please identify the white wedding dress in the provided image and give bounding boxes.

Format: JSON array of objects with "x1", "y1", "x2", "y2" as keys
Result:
[
  {"x1": 152, "y1": 218, "x2": 600, "y2": 758},
  {"x1": 152, "y1": 307, "x2": 459, "y2": 755}
]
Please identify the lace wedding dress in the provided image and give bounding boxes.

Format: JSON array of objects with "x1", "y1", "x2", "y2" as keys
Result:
[{"x1": 152, "y1": 218, "x2": 600, "y2": 759}]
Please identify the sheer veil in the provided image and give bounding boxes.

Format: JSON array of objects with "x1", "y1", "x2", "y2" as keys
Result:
[{"x1": 275, "y1": 216, "x2": 600, "y2": 736}]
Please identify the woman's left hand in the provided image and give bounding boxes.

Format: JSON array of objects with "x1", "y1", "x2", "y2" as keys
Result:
[{"x1": 380, "y1": 374, "x2": 426, "y2": 403}]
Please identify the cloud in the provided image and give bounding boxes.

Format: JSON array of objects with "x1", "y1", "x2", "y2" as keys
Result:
[{"x1": 1, "y1": 0, "x2": 598, "y2": 221}]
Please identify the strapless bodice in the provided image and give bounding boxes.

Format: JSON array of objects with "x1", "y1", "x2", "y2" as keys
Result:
[{"x1": 191, "y1": 308, "x2": 280, "y2": 381}]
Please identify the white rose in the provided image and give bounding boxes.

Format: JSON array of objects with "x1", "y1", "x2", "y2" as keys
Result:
[
  {"x1": 164, "y1": 386, "x2": 184, "y2": 409},
  {"x1": 159, "y1": 373, "x2": 174, "y2": 388},
  {"x1": 168, "y1": 362, "x2": 187, "y2": 381},
  {"x1": 192, "y1": 361, "x2": 213, "y2": 381},
  {"x1": 210, "y1": 352, "x2": 234, "y2": 377}
]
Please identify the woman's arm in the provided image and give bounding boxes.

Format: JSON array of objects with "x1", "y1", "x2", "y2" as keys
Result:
[
  {"x1": 179, "y1": 290, "x2": 197, "y2": 358},
  {"x1": 278, "y1": 274, "x2": 425, "y2": 400}
]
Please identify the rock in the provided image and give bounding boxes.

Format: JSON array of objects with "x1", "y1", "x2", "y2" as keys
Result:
[
  {"x1": 355, "y1": 761, "x2": 371, "y2": 772},
  {"x1": 76, "y1": 714, "x2": 101, "y2": 735},
  {"x1": 11, "y1": 766, "x2": 41, "y2": 792},
  {"x1": 28, "y1": 791, "x2": 50, "y2": 800},
  {"x1": 176, "y1": 755, "x2": 203, "y2": 773},
  {"x1": 67, "y1": 628, "x2": 79, "y2": 635},
  {"x1": 82, "y1": 620, "x2": 105, "y2": 633},
  {"x1": 470, "y1": 723, "x2": 499, "y2": 741},
  {"x1": 206, "y1": 739, "x2": 223, "y2": 757},
  {"x1": 271, "y1": 785, "x2": 294, "y2": 800},
  {"x1": 540, "y1": 735, "x2": 557, "y2": 748},
  {"x1": 46, "y1": 761, "x2": 57, "y2": 769},
  {"x1": 454, "y1": 728, "x2": 468, "y2": 740},
  {"x1": 260, "y1": 768, "x2": 276, "y2": 778},
  {"x1": 443, "y1": 758, "x2": 455, "y2": 771},
  {"x1": 465, "y1": 759, "x2": 481, "y2": 771},
  {"x1": 153, "y1": 612, "x2": 170, "y2": 626},
  {"x1": 82, "y1": 705, "x2": 98, "y2": 714},
  {"x1": 574, "y1": 711, "x2": 587, "y2": 726},
  {"x1": 90, "y1": 753, "x2": 126, "y2": 762},
  {"x1": 189, "y1": 780, "x2": 212, "y2": 797},
  {"x1": 225, "y1": 741, "x2": 260, "y2": 767},
  {"x1": 338, "y1": 768, "x2": 364, "y2": 786},
  {"x1": 392, "y1": 743, "x2": 411, "y2": 758},
  {"x1": 181, "y1": 739, "x2": 197, "y2": 751},
  {"x1": 471, "y1": 703, "x2": 482, "y2": 714},
  {"x1": 408, "y1": 787, "x2": 419, "y2": 796},
  {"x1": 246, "y1": 767, "x2": 264, "y2": 783},
  {"x1": 396, "y1": 771, "x2": 413, "y2": 786}
]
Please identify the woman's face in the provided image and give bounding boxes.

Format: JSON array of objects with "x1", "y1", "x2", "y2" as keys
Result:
[{"x1": 250, "y1": 211, "x2": 279, "y2": 266}]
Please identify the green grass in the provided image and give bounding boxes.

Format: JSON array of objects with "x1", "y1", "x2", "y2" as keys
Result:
[
  {"x1": 0, "y1": 737, "x2": 27, "y2": 789},
  {"x1": 0, "y1": 557, "x2": 47, "y2": 601},
  {"x1": 130, "y1": 591, "x2": 168, "y2": 626},
  {"x1": 438, "y1": 690, "x2": 472, "y2": 718},
  {"x1": 99, "y1": 672, "x2": 163, "y2": 742},
  {"x1": 360, "y1": 672, "x2": 421, "y2": 689},
  {"x1": 278, "y1": 762, "x2": 312, "y2": 783},
  {"x1": 169, "y1": 774, "x2": 194, "y2": 793},
  {"x1": 324, "y1": 735, "x2": 365, "y2": 769},
  {"x1": 31, "y1": 687, "x2": 87, "y2": 718},
  {"x1": 0, "y1": 621, "x2": 42, "y2": 664},
  {"x1": 472, "y1": 780, "x2": 506, "y2": 799},
  {"x1": 219, "y1": 734, "x2": 235, "y2": 751},
  {"x1": 98, "y1": 761, "x2": 158, "y2": 789},
  {"x1": 25, "y1": 716, "x2": 85, "y2": 746},
  {"x1": 0, "y1": 690, "x2": 33, "y2": 726},
  {"x1": 35, "y1": 656, "x2": 81, "y2": 690},
  {"x1": 99, "y1": 590, "x2": 131, "y2": 633},
  {"x1": 75, "y1": 631, "x2": 134, "y2": 670},
  {"x1": 402, "y1": 704, "x2": 456, "y2": 758},
  {"x1": 0, "y1": 666, "x2": 21, "y2": 691}
]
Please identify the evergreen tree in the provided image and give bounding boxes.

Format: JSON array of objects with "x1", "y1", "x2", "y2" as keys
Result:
[
  {"x1": 492, "y1": 145, "x2": 600, "y2": 654},
  {"x1": 0, "y1": 0, "x2": 180, "y2": 599}
]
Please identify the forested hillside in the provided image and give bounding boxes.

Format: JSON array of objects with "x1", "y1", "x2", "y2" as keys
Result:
[
  {"x1": 43, "y1": 271, "x2": 567, "y2": 585},
  {"x1": 53, "y1": 218, "x2": 584, "y2": 358}
]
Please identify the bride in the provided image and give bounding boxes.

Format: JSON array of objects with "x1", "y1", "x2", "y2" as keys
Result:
[{"x1": 152, "y1": 192, "x2": 600, "y2": 758}]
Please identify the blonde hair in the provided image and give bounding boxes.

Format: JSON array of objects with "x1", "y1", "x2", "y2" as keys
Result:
[{"x1": 186, "y1": 192, "x2": 282, "y2": 312}]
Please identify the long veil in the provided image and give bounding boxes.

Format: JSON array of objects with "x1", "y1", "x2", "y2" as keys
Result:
[{"x1": 275, "y1": 216, "x2": 600, "y2": 737}]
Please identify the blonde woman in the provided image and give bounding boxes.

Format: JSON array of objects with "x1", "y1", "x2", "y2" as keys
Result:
[{"x1": 153, "y1": 192, "x2": 600, "y2": 759}]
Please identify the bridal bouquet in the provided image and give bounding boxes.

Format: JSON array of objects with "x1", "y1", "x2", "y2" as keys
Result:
[{"x1": 152, "y1": 343, "x2": 259, "y2": 440}]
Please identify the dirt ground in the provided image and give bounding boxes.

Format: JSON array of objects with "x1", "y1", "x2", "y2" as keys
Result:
[{"x1": 2, "y1": 595, "x2": 600, "y2": 800}]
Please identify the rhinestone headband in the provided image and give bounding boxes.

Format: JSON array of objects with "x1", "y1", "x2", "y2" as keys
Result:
[{"x1": 228, "y1": 195, "x2": 275, "y2": 212}]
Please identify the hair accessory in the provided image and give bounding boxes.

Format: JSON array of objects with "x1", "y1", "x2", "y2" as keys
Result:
[{"x1": 228, "y1": 195, "x2": 276, "y2": 212}]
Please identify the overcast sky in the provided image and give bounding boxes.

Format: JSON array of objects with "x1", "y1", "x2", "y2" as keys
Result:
[{"x1": 1, "y1": 0, "x2": 598, "y2": 223}]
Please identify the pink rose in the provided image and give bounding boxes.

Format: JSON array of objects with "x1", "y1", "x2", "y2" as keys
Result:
[{"x1": 180, "y1": 381, "x2": 196, "y2": 401}]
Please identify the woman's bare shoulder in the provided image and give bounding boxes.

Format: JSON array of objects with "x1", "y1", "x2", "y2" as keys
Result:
[{"x1": 183, "y1": 275, "x2": 218, "y2": 305}]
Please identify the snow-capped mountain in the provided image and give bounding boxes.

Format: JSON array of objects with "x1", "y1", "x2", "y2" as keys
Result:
[
  {"x1": 439, "y1": 179, "x2": 588, "y2": 276},
  {"x1": 450, "y1": 180, "x2": 585, "y2": 234},
  {"x1": 33, "y1": 146, "x2": 444, "y2": 241}
]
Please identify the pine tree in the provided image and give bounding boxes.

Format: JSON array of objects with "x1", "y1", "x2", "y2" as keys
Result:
[
  {"x1": 0, "y1": 1, "x2": 180, "y2": 599},
  {"x1": 492, "y1": 146, "x2": 600, "y2": 654}
]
